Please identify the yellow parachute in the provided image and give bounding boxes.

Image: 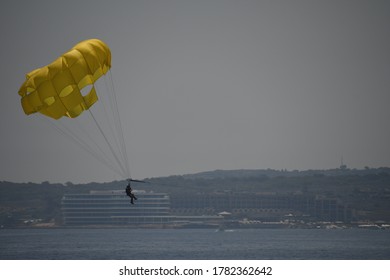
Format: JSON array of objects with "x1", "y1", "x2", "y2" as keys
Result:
[
  {"x1": 18, "y1": 39, "x2": 131, "y2": 180},
  {"x1": 18, "y1": 39, "x2": 111, "y2": 119}
]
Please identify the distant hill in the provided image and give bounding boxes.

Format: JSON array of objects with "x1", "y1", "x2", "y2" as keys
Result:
[
  {"x1": 1, "y1": 167, "x2": 390, "y2": 226},
  {"x1": 180, "y1": 167, "x2": 390, "y2": 180}
]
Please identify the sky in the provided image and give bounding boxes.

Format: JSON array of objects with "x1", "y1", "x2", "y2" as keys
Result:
[{"x1": 0, "y1": 0, "x2": 389, "y2": 183}]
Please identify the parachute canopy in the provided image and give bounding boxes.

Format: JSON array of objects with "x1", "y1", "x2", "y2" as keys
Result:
[{"x1": 18, "y1": 39, "x2": 111, "y2": 119}]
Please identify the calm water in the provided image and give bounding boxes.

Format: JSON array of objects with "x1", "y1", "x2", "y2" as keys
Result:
[{"x1": 0, "y1": 228, "x2": 389, "y2": 260}]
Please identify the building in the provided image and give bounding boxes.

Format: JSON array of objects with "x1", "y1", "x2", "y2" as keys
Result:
[
  {"x1": 61, "y1": 190, "x2": 223, "y2": 227},
  {"x1": 170, "y1": 193, "x2": 353, "y2": 222},
  {"x1": 61, "y1": 190, "x2": 172, "y2": 225}
]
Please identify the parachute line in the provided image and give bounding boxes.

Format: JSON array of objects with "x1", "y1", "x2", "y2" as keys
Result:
[
  {"x1": 39, "y1": 115, "x2": 123, "y2": 177},
  {"x1": 107, "y1": 71, "x2": 131, "y2": 178},
  {"x1": 87, "y1": 108, "x2": 128, "y2": 178},
  {"x1": 95, "y1": 81, "x2": 125, "y2": 174}
]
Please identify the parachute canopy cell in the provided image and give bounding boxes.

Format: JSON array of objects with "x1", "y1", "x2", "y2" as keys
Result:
[{"x1": 18, "y1": 39, "x2": 111, "y2": 119}]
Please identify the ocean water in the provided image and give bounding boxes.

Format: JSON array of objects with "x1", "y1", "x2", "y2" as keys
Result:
[{"x1": 0, "y1": 228, "x2": 389, "y2": 260}]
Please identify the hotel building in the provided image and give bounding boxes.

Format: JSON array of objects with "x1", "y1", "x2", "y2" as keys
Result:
[{"x1": 61, "y1": 190, "x2": 172, "y2": 225}]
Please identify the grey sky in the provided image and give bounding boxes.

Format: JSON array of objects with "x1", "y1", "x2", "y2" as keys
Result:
[{"x1": 1, "y1": 0, "x2": 389, "y2": 183}]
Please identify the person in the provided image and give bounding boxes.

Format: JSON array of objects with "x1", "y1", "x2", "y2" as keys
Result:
[{"x1": 125, "y1": 183, "x2": 137, "y2": 204}]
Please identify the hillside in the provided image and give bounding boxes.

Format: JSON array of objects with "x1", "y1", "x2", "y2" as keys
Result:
[{"x1": 1, "y1": 168, "x2": 390, "y2": 226}]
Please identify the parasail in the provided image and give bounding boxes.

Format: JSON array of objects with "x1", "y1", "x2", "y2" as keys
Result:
[
  {"x1": 19, "y1": 39, "x2": 111, "y2": 119},
  {"x1": 18, "y1": 39, "x2": 130, "y2": 180}
]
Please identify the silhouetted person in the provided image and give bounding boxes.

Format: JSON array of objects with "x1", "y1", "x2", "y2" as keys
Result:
[{"x1": 125, "y1": 183, "x2": 137, "y2": 204}]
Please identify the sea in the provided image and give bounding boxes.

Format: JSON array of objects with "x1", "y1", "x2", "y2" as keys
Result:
[{"x1": 0, "y1": 228, "x2": 389, "y2": 260}]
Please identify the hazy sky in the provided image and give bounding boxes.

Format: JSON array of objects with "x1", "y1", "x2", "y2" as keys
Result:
[{"x1": 1, "y1": 0, "x2": 389, "y2": 183}]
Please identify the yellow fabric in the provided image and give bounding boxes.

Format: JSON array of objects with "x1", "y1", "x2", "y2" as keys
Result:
[{"x1": 18, "y1": 39, "x2": 111, "y2": 119}]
